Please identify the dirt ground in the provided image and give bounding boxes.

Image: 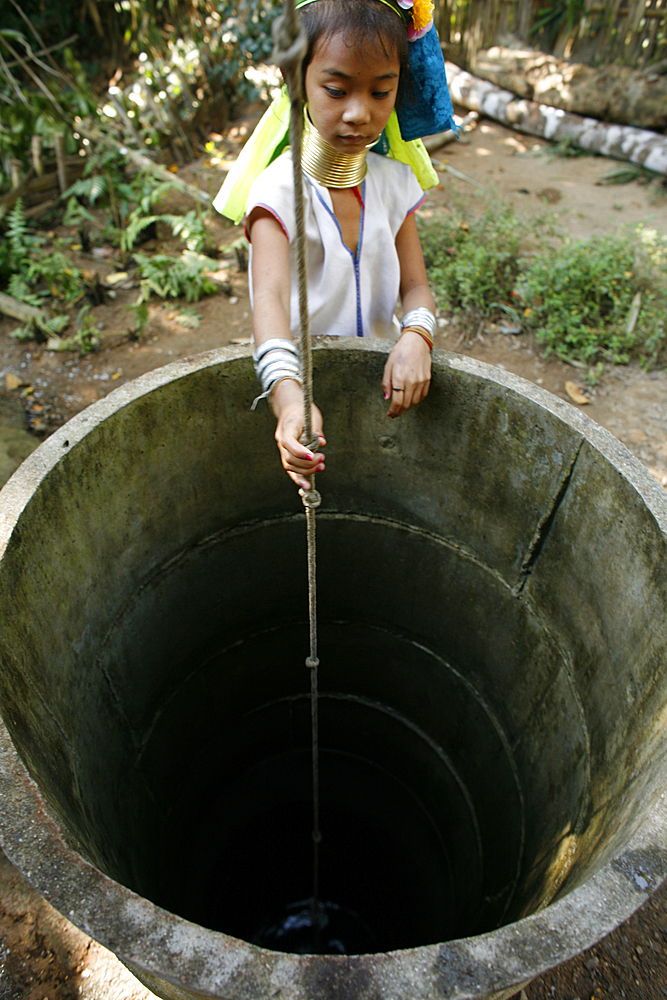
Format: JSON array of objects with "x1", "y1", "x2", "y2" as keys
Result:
[{"x1": 0, "y1": 112, "x2": 666, "y2": 997}]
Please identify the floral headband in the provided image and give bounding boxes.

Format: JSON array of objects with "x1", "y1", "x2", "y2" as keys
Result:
[
  {"x1": 293, "y1": 0, "x2": 455, "y2": 142},
  {"x1": 398, "y1": 0, "x2": 435, "y2": 41},
  {"x1": 295, "y1": 0, "x2": 434, "y2": 40}
]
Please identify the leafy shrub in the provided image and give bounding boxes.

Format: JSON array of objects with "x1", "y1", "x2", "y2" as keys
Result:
[
  {"x1": 521, "y1": 227, "x2": 667, "y2": 367},
  {"x1": 420, "y1": 198, "x2": 666, "y2": 369},
  {"x1": 419, "y1": 202, "x2": 528, "y2": 313},
  {"x1": 207, "y1": 0, "x2": 283, "y2": 105}
]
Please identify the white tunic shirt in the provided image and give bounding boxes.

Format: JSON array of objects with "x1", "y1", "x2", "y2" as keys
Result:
[{"x1": 246, "y1": 150, "x2": 425, "y2": 339}]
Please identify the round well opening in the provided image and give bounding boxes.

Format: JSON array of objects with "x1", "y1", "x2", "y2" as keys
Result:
[{"x1": 0, "y1": 345, "x2": 666, "y2": 999}]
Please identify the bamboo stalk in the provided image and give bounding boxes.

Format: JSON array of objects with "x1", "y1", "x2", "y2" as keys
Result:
[
  {"x1": 0, "y1": 159, "x2": 84, "y2": 209},
  {"x1": 31, "y1": 136, "x2": 43, "y2": 177},
  {"x1": 54, "y1": 134, "x2": 68, "y2": 194},
  {"x1": 0, "y1": 37, "x2": 67, "y2": 117},
  {"x1": 10, "y1": 160, "x2": 22, "y2": 190},
  {"x1": 7, "y1": 0, "x2": 65, "y2": 73}
]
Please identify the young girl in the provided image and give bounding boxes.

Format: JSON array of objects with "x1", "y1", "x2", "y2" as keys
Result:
[{"x1": 214, "y1": 0, "x2": 456, "y2": 489}]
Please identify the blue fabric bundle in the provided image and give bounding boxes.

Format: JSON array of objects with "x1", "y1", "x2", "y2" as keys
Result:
[{"x1": 397, "y1": 24, "x2": 457, "y2": 141}]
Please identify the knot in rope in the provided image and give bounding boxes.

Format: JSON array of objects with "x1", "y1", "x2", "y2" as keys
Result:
[{"x1": 300, "y1": 487, "x2": 321, "y2": 510}]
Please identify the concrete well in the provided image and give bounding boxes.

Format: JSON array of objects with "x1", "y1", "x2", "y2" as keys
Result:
[{"x1": 0, "y1": 339, "x2": 666, "y2": 1000}]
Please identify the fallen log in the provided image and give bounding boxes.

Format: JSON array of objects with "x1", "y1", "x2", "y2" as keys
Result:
[
  {"x1": 470, "y1": 46, "x2": 667, "y2": 132},
  {"x1": 0, "y1": 158, "x2": 85, "y2": 211},
  {"x1": 445, "y1": 62, "x2": 667, "y2": 175},
  {"x1": 24, "y1": 198, "x2": 58, "y2": 221},
  {"x1": 0, "y1": 293, "x2": 49, "y2": 333}
]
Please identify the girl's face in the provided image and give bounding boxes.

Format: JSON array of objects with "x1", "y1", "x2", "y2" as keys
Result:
[{"x1": 304, "y1": 32, "x2": 400, "y2": 155}]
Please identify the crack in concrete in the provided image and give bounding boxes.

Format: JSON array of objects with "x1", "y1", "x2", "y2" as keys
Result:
[{"x1": 513, "y1": 439, "x2": 584, "y2": 596}]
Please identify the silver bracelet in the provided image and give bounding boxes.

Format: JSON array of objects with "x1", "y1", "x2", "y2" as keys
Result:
[
  {"x1": 401, "y1": 308, "x2": 436, "y2": 338},
  {"x1": 251, "y1": 339, "x2": 302, "y2": 409},
  {"x1": 253, "y1": 338, "x2": 299, "y2": 365}
]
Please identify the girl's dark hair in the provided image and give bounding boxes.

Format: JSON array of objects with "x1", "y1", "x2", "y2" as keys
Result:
[{"x1": 299, "y1": 0, "x2": 411, "y2": 99}]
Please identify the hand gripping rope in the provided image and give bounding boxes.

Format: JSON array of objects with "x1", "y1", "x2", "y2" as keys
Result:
[{"x1": 272, "y1": 0, "x2": 323, "y2": 947}]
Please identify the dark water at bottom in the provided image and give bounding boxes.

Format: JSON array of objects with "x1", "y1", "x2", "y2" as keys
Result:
[{"x1": 252, "y1": 899, "x2": 379, "y2": 955}]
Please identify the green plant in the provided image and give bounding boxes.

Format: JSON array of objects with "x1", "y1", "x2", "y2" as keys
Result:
[
  {"x1": 420, "y1": 202, "x2": 534, "y2": 314},
  {"x1": 206, "y1": 0, "x2": 283, "y2": 107},
  {"x1": 65, "y1": 160, "x2": 212, "y2": 256},
  {"x1": 583, "y1": 362, "x2": 605, "y2": 386},
  {"x1": 121, "y1": 206, "x2": 208, "y2": 254},
  {"x1": 23, "y1": 251, "x2": 85, "y2": 303},
  {"x1": 58, "y1": 304, "x2": 102, "y2": 355},
  {"x1": 10, "y1": 313, "x2": 69, "y2": 342},
  {"x1": 0, "y1": 199, "x2": 45, "y2": 281},
  {"x1": 176, "y1": 306, "x2": 202, "y2": 328},
  {"x1": 520, "y1": 227, "x2": 667, "y2": 367},
  {"x1": 62, "y1": 144, "x2": 132, "y2": 238},
  {"x1": 529, "y1": 0, "x2": 586, "y2": 49},
  {"x1": 550, "y1": 138, "x2": 592, "y2": 159},
  {"x1": 129, "y1": 249, "x2": 218, "y2": 332}
]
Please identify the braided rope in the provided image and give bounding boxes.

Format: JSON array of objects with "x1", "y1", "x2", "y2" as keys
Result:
[{"x1": 272, "y1": 0, "x2": 322, "y2": 946}]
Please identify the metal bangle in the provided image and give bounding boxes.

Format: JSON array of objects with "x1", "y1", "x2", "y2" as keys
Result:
[
  {"x1": 401, "y1": 308, "x2": 436, "y2": 338},
  {"x1": 253, "y1": 338, "x2": 299, "y2": 364},
  {"x1": 255, "y1": 351, "x2": 300, "y2": 382},
  {"x1": 402, "y1": 326, "x2": 433, "y2": 351},
  {"x1": 254, "y1": 341, "x2": 301, "y2": 393}
]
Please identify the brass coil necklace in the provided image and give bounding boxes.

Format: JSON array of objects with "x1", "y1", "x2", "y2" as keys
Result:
[{"x1": 301, "y1": 109, "x2": 369, "y2": 189}]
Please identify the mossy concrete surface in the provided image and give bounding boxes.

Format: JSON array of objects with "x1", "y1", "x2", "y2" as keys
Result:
[{"x1": 0, "y1": 341, "x2": 665, "y2": 1000}]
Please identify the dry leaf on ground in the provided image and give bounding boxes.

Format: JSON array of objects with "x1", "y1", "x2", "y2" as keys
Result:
[{"x1": 565, "y1": 381, "x2": 589, "y2": 405}]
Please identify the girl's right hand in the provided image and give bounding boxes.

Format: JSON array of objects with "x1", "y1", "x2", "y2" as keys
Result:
[{"x1": 271, "y1": 379, "x2": 326, "y2": 490}]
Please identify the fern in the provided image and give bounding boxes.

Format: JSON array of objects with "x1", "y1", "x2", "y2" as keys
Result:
[
  {"x1": 163, "y1": 211, "x2": 208, "y2": 253},
  {"x1": 63, "y1": 175, "x2": 110, "y2": 207},
  {"x1": 7, "y1": 198, "x2": 28, "y2": 253},
  {"x1": 134, "y1": 178, "x2": 176, "y2": 215},
  {"x1": 62, "y1": 196, "x2": 99, "y2": 228},
  {"x1": 7, "y1": 273, "x2": 43, "y2": 306},
  {"x1": 1, "y1": 198, "x2": 47, "y2": 281},
  {"x1": 5, "y1": 199, "x2": 31, "y2": 275},
  {"x1": 9, "y1": 313, "x2": 69, "y2": 343},
  {"x1": 24, "y1": 252, "x2": 85, "y2": 303},
  {"x1": 121, "y1": 208, "x2": 207, "y2": 254},
  {"x1": 133, "y1": 251, "x2": 217, "y2": 304},
  {"x1": 120, "y1": 213, "x2": 160, "y2": 252}
]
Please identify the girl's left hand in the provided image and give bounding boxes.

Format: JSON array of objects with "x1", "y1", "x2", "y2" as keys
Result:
[{"x1": 382, "y1": 330, "x2": 432, "y2": 418}]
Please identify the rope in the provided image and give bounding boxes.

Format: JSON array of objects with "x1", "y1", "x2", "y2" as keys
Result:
[{"x1": 272, "y1": 1, "x2": 323, "y2": 948}]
